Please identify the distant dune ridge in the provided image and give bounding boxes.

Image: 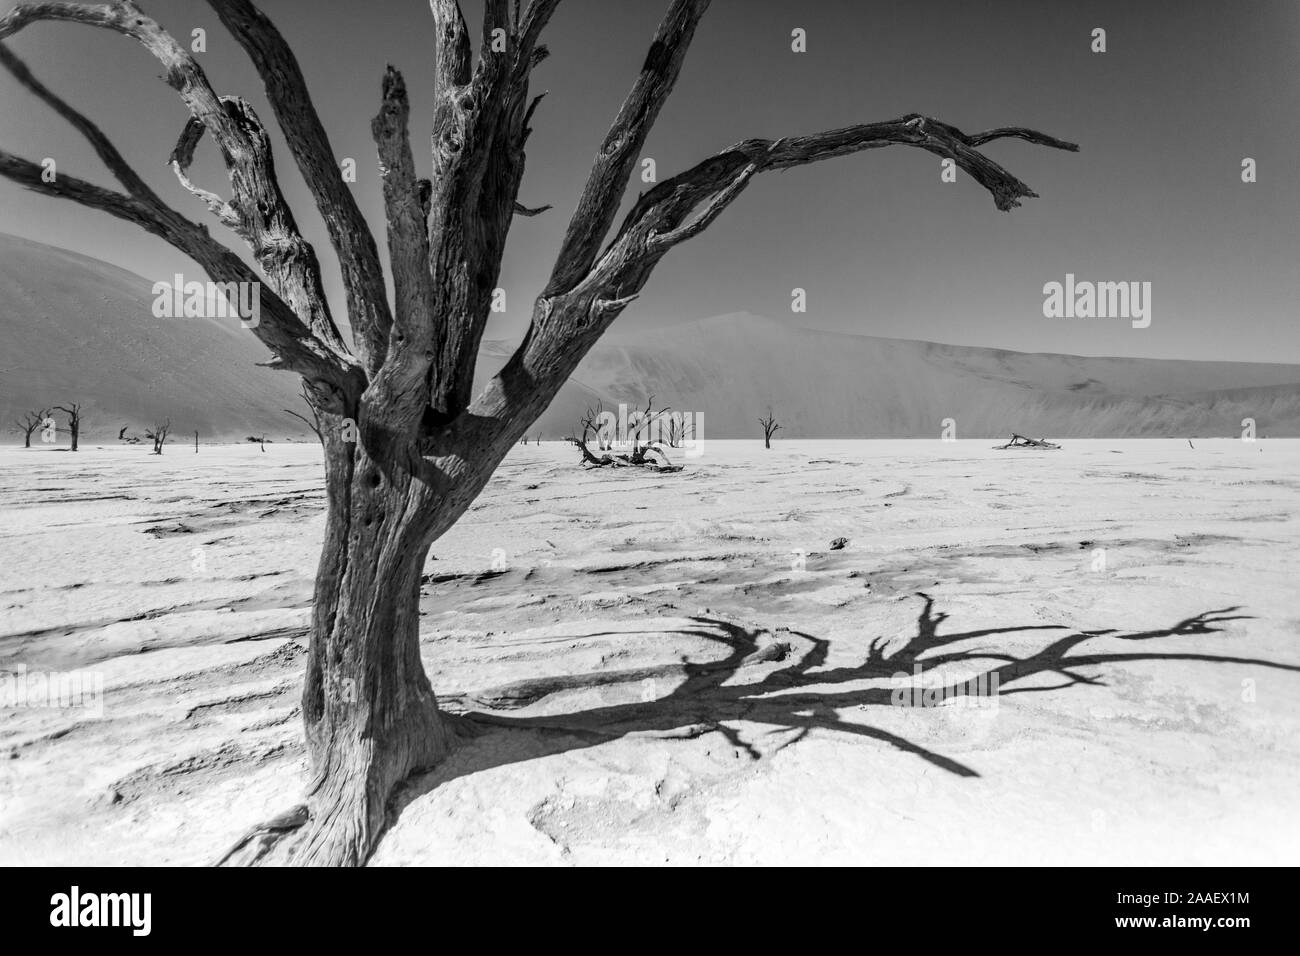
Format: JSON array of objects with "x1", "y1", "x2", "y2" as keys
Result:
[
  {"x1": 0, "y1": 232, "x2": 304, "y2": 442},
  {"x1": 4, "y1": 232, "x2": 1299, "y2": 441},
  {"x1": 484, "y1": 312, "x2": 1300, "y2": 439}
]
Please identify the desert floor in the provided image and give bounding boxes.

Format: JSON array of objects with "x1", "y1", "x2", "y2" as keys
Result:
[{"x1": 1, "y1": 438, "x2": 1298, "y2": 865}]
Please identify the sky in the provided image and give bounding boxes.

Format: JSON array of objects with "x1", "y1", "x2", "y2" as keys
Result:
[{"x1": 2, "y1": 0, "x2": 1299, "y2": 363}]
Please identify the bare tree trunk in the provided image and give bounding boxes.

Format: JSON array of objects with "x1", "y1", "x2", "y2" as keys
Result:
[
  {"x1": 760, "y1": 409, "x2": 780, "y2": 448},
  {"x1": 280, "y1": 428, "x2": 496, "y2": 865},
  {"x1": 293, "y1": 457, "x2": 444, "y2": 863}
]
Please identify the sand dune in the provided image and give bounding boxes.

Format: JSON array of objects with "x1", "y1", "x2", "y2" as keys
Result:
[
  {"x1": 0, "y1": 233, "x2": 306, "y2": 442},
  {"x1": 6, "y1": 234, "x2": 1299, "y2": 443},
  {"x1": 485, "y1": 313, "x2": 1300, "y2": 438}
]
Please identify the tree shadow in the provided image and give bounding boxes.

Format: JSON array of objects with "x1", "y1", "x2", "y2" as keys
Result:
[{"x1": 389, "y1": 596, "x2": 1296, "y2": 834}]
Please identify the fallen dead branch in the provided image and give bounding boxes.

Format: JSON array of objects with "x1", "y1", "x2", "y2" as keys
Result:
[
  {"x1": 569, "y1": 397, "x2": 684, "y2": 472},
  {"x1": 993, "y1": 434, "x2": 1061, "y2": 450}
]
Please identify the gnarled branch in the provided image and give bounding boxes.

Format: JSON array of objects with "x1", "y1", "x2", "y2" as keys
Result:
[
  {"x1": 368, "y1": 66, "x2": 438, "y2": 432},
  {"x1": 0, "y1": 41, "x2": 155, "y2": 202},
  {"x1": 620, "y1": 116, "x2": 1079, "y2": 264},
  {"x1": 206, "y1": 0, "x2": 393, "y2": 373},
  {"x1": 518, "y1": 0, "x2": 562, "y2": 50},
  {"x1": 1, "y1": 1, "x2": 354, "y2": 360},
  {"x1": 421, "y1": 0, "x2": 547, "y2": 420},
  {"x1": 0, "y1": 39, "x2": 359, "y2": 405},
  {"x1": 0, "y1": 152, "x2": 357, "y2": 399},
  {"x1": 168, "y1": 116, "x2": 241, "y2": 230},
  {"x1": 545, "y1": 0, "x2": 710, "y2": 296}
]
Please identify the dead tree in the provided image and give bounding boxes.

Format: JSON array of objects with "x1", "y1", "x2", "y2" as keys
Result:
[
  {"x1": 584, "y1": 400, "x2": 613, "y2": 451},
  {"x1": 0, "y1": 0, "x2": 1076, "y2": 865},
  {"x1": 760, "y1": 408, "x2": 781, "y2": 449},
  {"x1": 627, "y1": 395, "x2": 671, "y2": 452},
  {"x1": 667, "y1": 412, "x2": 692, "y2": 448},
  {"x1": 572, "y1": 403, "x2": 613, "y2": 463},
  {"x1": 12, "y1": 407, "x2": 48, "y2": 447},
  {"x1": 994, "y1": 434, "x2": 1061, "y2": 450},
  {"x1": 570, "y1": 400, "x2": 611, "y2": 457},
  {"x1": 146, "y1": 418, "x2": 171, "y2": 454},
  {"x1": 54, "y1": 402, "x2": 82, "y2": 451},
  {"x1": 571, "y1": 397, "x2": 678, "y2": 470},
  {"x1": 284, "y1": 381, "x2": 323, "y2": 444}
]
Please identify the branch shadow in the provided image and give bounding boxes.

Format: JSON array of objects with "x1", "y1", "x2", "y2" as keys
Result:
[{"x1": 389, "y1": 596, "x2": 1296, "y2": 833}]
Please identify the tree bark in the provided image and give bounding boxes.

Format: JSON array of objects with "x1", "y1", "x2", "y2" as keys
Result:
[
  {"x1": 273, "y1": 425, "x2": 502, "y2": 865},
  {"x1": 277, "y1": 432, "x2": 434, "y2": 864}
]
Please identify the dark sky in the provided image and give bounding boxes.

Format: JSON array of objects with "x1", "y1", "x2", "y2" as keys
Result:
[{"x1": 3, "y1": 0, "x2": 1299, "y2": 362}]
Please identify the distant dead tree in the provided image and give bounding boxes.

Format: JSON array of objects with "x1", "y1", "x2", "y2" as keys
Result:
[
  {"x1": 760, "y1": 408, "x2": 781, "y2": 449},
  {"x1": 194, "y1": 429, "x2": 200, "y2": 452},
  {"x1": 666, "y1": 411, "x2": 692, "y2": 448},
  {"x1": 284, "y1": 381, "x2": 323, "y2": 443},
  {"x1": 628, "y1": 395, "x2": 671, "y2": 449},
  {"x1": 12, "y1": 407, "x2": 49, "y2": 447},
  {"x1": 570, "y1": 403, "x2": 608, "y2": 459},
  {"x1": 146, "y1": 418, "x2": 171, "y2": 454},
  {"x1": 0, "y1": 0, "x2": 1075, "y2": 865},
  {"x1": 54, "y1": 402, "x2": 82, "y2": 451},
  {"x1": 571, "y1": 400, "x2": 611, "y2": 451},
  {"x1": 571, "y1": 396, "x2": 679, "y2": 471}
]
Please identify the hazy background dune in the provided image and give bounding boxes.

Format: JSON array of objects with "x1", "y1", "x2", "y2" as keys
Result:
[
  {"x1": 5, "y1": 233, "x2": 1299, "y2": 441},
  {"x1": 0, "y1": 234, "x2": 306, "y2": 440},
  {"x1": 504, "y1": 313, "x2": 1300, "y2": 439}
]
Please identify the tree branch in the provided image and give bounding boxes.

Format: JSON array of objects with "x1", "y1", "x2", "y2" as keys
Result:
[
  {"x1": 518, "y1": 0, "x2": 562, "y2": 56},
  {"x1": 168, "y1": 115, "x2": 241, "y2": 230},
  {"x1": 0, "y1": 150, "x2": 360, "y2": 401},
  {"x1": 0, "y1": 41, "x2": 156, "y2": 202},
  {"x1": 544, "y1": 0, "x2": 711, "y2": 296},
  {"x1": 421, "y1": 0, "x2": 546, "y2": 421},
  {"x1": 206, "y1": 0, "x2": 393, "y2": 373},
  {"x1": 430, "y1": 0, "x2": 472, "y2": 91},
  {"x1": 482, "y1": 0, "x2": 510, "y2": 54},
  {"x1": 592, "y1": 113, "x2": 1080, "y2": 299},
  {"x1": 644, "y1": 159, "x2": 759, "y2": 249},
  {"x1": 624, "y1": 115, "x2": 1080, "y2": 255},
  {"x1": 0, "y1": 35, "x2": 360, "y2": 406},
  {"x1": 513, "y1": 200, "x2": 551, "y2": 216},
  {"x1": 368, "y1": 66, "x2": 437, "y2": 432},
  {"x1": 1, "y1": 1, "x2": 354, "y2": 369}
]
